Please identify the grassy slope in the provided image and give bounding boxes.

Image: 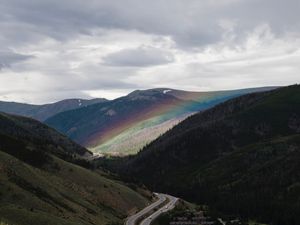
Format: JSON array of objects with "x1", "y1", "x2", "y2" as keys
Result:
[
  {"x1": 92, "y1": 115, "x2": 186, "y2": 155},
  {"x1": 0, "y1": 112, "x2": 150, "y2": 225},
  {"x1": 0, "y1": 150, "x2": 149, "y2": 225}
]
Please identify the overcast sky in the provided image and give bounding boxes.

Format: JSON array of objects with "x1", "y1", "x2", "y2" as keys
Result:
[{"x1": 0, "y1": 0, "x2": 299, "y2": 103}]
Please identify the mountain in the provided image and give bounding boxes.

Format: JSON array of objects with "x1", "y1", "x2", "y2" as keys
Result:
[
  {"x1": 0, "y1": 112, "x2": 150, "y2": 225},
  {"x1": 0, "y1": 98, "x2": 107, "y2": 121},
  {"x1": 0, "y1": 112, "x2": 91, "y2": 161},
  {"x1": 45, "y1": 87, "x2": 275, "y2": 155},
  {"x1": 113, "y1": 85, "x2": 300, "y2": 225}
]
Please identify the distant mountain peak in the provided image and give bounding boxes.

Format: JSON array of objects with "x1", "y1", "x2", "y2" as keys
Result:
[
  {"x1": 0, "y1": 97, "x2": 109, "y2": 121},
  {"x1": 126, "y1": 88, "x2": 177, "y2": 101}
]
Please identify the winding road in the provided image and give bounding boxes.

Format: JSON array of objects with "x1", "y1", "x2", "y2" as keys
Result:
[{"x1": 126, "y1": 193, "x2": 178, "y2": 225}]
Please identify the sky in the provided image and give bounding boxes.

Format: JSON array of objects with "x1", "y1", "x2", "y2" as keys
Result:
[{"x1": 0, "y1": 0, "x2": 299, "y2": 104}]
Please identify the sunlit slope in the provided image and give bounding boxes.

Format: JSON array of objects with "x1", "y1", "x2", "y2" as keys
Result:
[{"x1": 92, "y1": 115, "x2": 186, "y2": 155}]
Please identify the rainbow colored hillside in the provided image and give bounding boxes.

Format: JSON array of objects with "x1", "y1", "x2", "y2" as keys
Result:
[{"x1": 46, "y1": 87, "x2": 277, "y2": 156}]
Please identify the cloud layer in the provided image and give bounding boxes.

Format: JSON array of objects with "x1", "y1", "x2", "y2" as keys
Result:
[
  {"x1": 0, "y1": 0, "x2": 299, "y2": 103},
  {"x1": 102, "y1": 46, "x2": 174, "y2": 67},
  {"x1": 0, "y1": 50, "x2": 33, "y2": 70}
]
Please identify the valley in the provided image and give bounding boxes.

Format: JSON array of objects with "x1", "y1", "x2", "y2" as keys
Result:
[
  {"x1": 1, "y1": 85, "x2": 299, "y2": 225},
  {"x1": 1, "y1": 1, "x2": 299, "y2": 224},
  {"x1": 109, "y1": 85, "x2": 300, "y2": 225},
  {"x1": 0, "y1": 112, "x2": 151, "y2": 225}
]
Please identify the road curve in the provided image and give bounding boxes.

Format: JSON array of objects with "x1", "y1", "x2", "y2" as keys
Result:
[
  {"x1": 140, "y1": 194, "x2": 178, "y2": 225},
  {"x1": 126, "y1": 193, "x2": 167, "y2": 225}
]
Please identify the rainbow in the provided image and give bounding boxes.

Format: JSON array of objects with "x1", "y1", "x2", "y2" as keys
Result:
[{"x1": 87, "y1": 87, "x2": 274, "y2": 155}]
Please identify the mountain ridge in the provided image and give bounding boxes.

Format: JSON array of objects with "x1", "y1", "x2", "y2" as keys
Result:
[
  {"x1": 0, "y1": 98, "x2": 108, "y2": 121},
  {"x1": 45, "y1": 86, "x2": 277, "y2": 155}
]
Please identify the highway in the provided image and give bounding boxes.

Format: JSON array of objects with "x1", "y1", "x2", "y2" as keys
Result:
[
  {"x1": 125, "y1": 193, "x2": 178, "y2": 225},
  {"x1": 140, "y1": 194, "x2": 178, "y2": 225}
]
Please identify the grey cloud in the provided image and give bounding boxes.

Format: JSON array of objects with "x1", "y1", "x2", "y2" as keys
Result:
[
  {"x1": 0, "y1": 89, "x2": 91, "y2": 104},
  {"x1": 0, "y1": 50, "x2": 33, "y2": 69},
  {"x1": 102, "y1": 47, "x2": 174, "y2": 67},
  {"x1": 0, "y1": 0, "x2": 299, "y2": 103},
  {"x1": 56, "y1": 77, "x2": 139, "y2": 91},
  {"x1": 1, "y1": 0, "x2": 299, "y2": 48},
  {"x1": 0, "y1": 65, "x2": 140, "y2": 103}
]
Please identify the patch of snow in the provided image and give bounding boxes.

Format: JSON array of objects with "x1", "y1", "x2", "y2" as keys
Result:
[{"x1": 163, "y1": 89, "x2": 171, "y2": 94}]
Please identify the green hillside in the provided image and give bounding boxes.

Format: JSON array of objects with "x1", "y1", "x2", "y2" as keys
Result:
[
  {"x1": 0, "y1": 113, "x2": 150, "y2": 225},
  {"x1": 113, "y1": 85, "x2": 300, "y2": 225}
]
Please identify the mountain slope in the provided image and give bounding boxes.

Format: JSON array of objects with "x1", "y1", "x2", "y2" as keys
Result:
[
  {"x1": 46, "y1": 87, "x2": 275, "y2": 155},
  {"x1": 0, "y1": 112, "x2": 90, "y2": 159},
  {"x1": 0, "y1": 113, "x2": 150, "y2": 225},
  {"x1": 116, "y1": 85, "x2": 300, "y2": 225},
  {"x1": 0, "y1": 98, "x2": 107, "y2": 121}
]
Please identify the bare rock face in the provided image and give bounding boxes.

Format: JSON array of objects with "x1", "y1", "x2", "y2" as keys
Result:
[{"x1": 289, "y1": 114, "x2": 300, "y2": 132}]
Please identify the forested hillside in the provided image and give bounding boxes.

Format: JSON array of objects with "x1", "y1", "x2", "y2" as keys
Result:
[{"x1": 112, "y1": 85, "x2": 300, "y2": 225}]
